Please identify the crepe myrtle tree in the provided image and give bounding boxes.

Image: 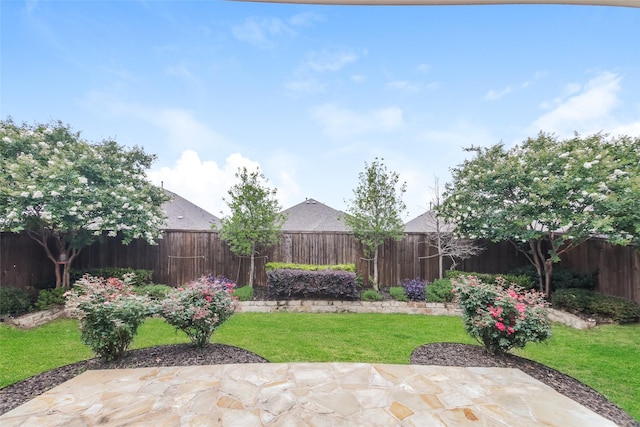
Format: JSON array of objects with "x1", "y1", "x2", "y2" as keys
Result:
[
  {"x1": 439, "y1": 132, "x2": 639, "y2": 297},
  {"x1": 344, "y1": 158, "x2": 407, "y2": 290},
  {"x1": 0, "y1": 119, "x2": 169, "y2": 289},
  {"x1": 217, "y1": 167, "x2": 286, "y2": 288}
]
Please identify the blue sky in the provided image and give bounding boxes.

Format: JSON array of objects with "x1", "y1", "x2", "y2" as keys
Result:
[{"x1": 2, "y1": 1, "x2": 639, "y2": 220}]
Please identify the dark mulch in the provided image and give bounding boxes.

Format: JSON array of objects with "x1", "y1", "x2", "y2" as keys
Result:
[{"x1": 1, "y1": 342, "x2": 637, "y2": 426}]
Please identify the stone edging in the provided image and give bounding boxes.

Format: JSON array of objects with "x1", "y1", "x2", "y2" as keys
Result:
[{"x1": 237, "y1": 300, "x2": 463, "y2": 316}]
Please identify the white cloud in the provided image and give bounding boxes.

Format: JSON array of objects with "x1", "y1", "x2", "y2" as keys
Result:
[
  {"x1": 386, "y1": 80, "x2": 436, "y2": 93},
  {"x1": 81, "y1": 90, "x2": 229, "y2": 153},
  {"x1": 231, "y1": 17, "x2": 294, "y2": 49},
  {"x1": 311, "y1": 103, "x2": 404, "y2": 139},
  {"x1": 486, "y1": 70, "x2": 547, "y2": 100},
  {"x1": 485, "y1": 85, "x2": 514, "y2": 101},
  {"x1": 531, "y1": 71, "x2": 622, "y2": 136},
  {"x1": 285, "y1": 48, "x2": 360, "y2": 96},
  {"x1": 231, "y1": 12, "x2": 322, "y2": 49},
  {"x1": 305, "y1": 49, "x2": 358, "y2": 73},
  {"x1": 148, "y1": 151, "x2": 261, "y2": 217},
  {"x1": 416, "y1": 64, "x2": 431, "y2": 74},
  {"x1": 351, "y1": 74, "x2": 367, "y2": 83}
]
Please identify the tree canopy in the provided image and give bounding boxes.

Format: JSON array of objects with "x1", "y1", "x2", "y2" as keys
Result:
[
  {"x1": 217, "y1": 167, "x2": 286, "y2": 287},
  {"x1": 344, "y1": 158, "x2": 407, "y2": 289},
  {"x1": 439, "y1": 132, "x2": 640, "y2": 295},
  {"x1": 0, "y1": 119, "x2": 169, "y2": 288}
]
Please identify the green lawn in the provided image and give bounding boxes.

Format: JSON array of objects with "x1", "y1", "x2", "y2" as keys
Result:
[{"x1": 1, "y1": 313, "x2": 638, "y2": 421}]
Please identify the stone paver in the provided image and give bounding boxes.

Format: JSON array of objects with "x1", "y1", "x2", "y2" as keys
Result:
[{"x1": 0, "y1": 363, "x2": 616, "y2": 426}]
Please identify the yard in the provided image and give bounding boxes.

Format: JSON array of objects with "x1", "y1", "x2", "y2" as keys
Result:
[{"x1": 1, "y1": 313, "x2": 639, "y2": 421}]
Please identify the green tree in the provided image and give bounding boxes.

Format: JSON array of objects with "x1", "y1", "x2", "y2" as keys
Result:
[
  {"x1": 344, "y1": 158, "x2": 407, "y2": 290},
  {"x1": 217, "y1": 167, "x2": 286, "y2": 288},
  {"x1": 0, "y1": 119, "x2": 169, "y2": 289},
  {"x1": 439, "y1": 132, "x2": 639, "y2": 296}
]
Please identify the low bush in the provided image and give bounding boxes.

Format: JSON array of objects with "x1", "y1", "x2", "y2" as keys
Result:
[
  {"x1": 265, "y1": 262, "x2": 356, "y2": 273},
  {"x1": 34, "y1": 288, "x2": 67, "y2": 311},
  {"x1": 160, "y1": 275, "x2": 238, "y2": 347},
  {"x1": 453, "y1": 275, "x2": 552, "y2": 355},
  {"x1": 267, "y1": 269, "x2": 358, "y2": 300},
  {"x1": 426, "y1": 279, "x2": 455, "y2": 303},
  {"x1": 361, "y1": 289, "x2": 383, "y2": 301},
  {"x1": 552, "y1": 288, "x2": 640, "y2": 324},
  {"x1": 401, "y1": 277, "x2": 427, "y2": 301},
  {"x1": 446, "y1": 270, "x2": 535, "y2": 290},
  {"x1": 0, "y1": 287, "x2": 31, "y2": 316},
  {"x1": 70, "y1": 268, "x2": 153, "y2": 287},
  {"x1": 233, "y1": 285, "x2": 254, "y2": 301},
  {"x1": 65, "y1": 275, "x2": 154, "y2": 361},
  {"x1": 132, "y1": 284, "x2": 173, "y2": 301},
  {"x1": 508, "y1": 265, "x2": 597, "y2": 291},
  {"x1": 389, "y1": 286, "x2": 408, "y2": 302}
]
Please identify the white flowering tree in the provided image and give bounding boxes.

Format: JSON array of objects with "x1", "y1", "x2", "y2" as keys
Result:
[
  {"x1": 439, "y1": 132, "x2": 639, "y2": 297},
  {"x1": 344, "y1": 158, "x2": 407, "y2": 290},
  {"x1": 0, "y1": 119, "x2": 169, "y2": 289}
]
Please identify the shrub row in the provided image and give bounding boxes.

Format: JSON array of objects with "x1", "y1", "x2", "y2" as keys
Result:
[
  {"x1": 265, "y1": 262, "x2": 356, "y2": 273},
  {"x1": 267, "y1": 269, "x2": 358, "y2": 300},
  {"x1": 445, "y1": 270, "x2": 535, "y2": 289},
  {"x1": 65, "y1": 275, "x2": 238, "y2": 360},
  {"x1": 508, "y1": 265, "x2": 597, "y2": 291},
  {"x1": 70, "y1": 268, "x2": 154, "y2": 287},
  {"x1": 552, "y1": 288, "x2": 640, "y2": 324}
]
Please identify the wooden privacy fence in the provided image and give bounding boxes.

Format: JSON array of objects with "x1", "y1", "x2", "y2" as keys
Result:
[{"x1": 1, "y1": 231, "x2": 638, "y2": 303}]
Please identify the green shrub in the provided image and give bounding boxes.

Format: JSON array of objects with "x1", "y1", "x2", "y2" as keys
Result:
[
  {"x1": 0, "y1": 287, "x2": 32, "y2": 316},
  {"x1": 265, "y1": 262, "x2": 356, "y2": 273},
  {"x1": 233, "y1": 285, "x2": 254, "y2": 301},
  {"x1": 132, "y1": 284, "x2": 173, "y2": 301},
  {"x1": 509, "y1": 265, "x2": 597, "y2": 291},
  {"x1": 389, "y1": 287, "x2": 408, "y2": 302},
  {"x1": 552, "y1": 288, "x2": 640, "y2": 324},
  {"x1": 70, "y1": 268, "x2": 153, "y2": 287},
  {"x1": 34, "y1": 288, "x2": 67, "y2": 311},
  {"x1": 426, "y1": 279, "x2": 455, "y2": 303},
  {"x1": 361, "y1": 289, "x2": 383, "y2": 301},
  {"x1": 446, "y1": 270, "x2": 535, "y2": 290}
]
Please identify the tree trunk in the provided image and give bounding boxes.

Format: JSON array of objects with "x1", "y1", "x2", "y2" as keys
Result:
[
  {"x1": 373, "y1": 246, "x2": 379, "y2": 291},
  {"x1": 437, "y1": 233, "x2": 444, "y2": 279},
  {"x1": 249, "y1": 251, "x2": 255, "y2": 288},
  {"x1": 544, "y1": 258, "x2": 554, "y2": 298}
]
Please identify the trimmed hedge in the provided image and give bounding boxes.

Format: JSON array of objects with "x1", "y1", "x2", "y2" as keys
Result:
[
  {"x1": 552, "y1": 288, "x2": 640, "y2": 324},
  {"x1": 267, "y1": 269, "x2": 358, "y2": 300},
  {"x1": 265, "y1": 262, "x2": 356, "y2": 273}
]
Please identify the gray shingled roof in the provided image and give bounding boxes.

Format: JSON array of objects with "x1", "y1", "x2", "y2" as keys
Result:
[
  {"x1": 404, "y1": 210, "x2": 455, "y2": 233},
  {"x1": 162, "y1": 189, "x2": 221, "y2": 230},
  {"x1": 281, "y1": 198, "x2": 348, "y2": 232}
]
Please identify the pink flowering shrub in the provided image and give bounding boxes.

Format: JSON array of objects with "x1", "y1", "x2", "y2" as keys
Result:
[
  {"x1": 160, "y1": 275, "x2": 238, "y2": 347},
  {"x1": 452, "y1": 275, "x2": 551, "y2": 355},
  {"x1": 65, "y1": 275, "x2": 154, "y2": 361}
]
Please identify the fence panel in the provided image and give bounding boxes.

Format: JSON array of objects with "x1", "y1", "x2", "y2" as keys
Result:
[{"x1": 1, "y1": 231, "x2": 637, "y2": 303}]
